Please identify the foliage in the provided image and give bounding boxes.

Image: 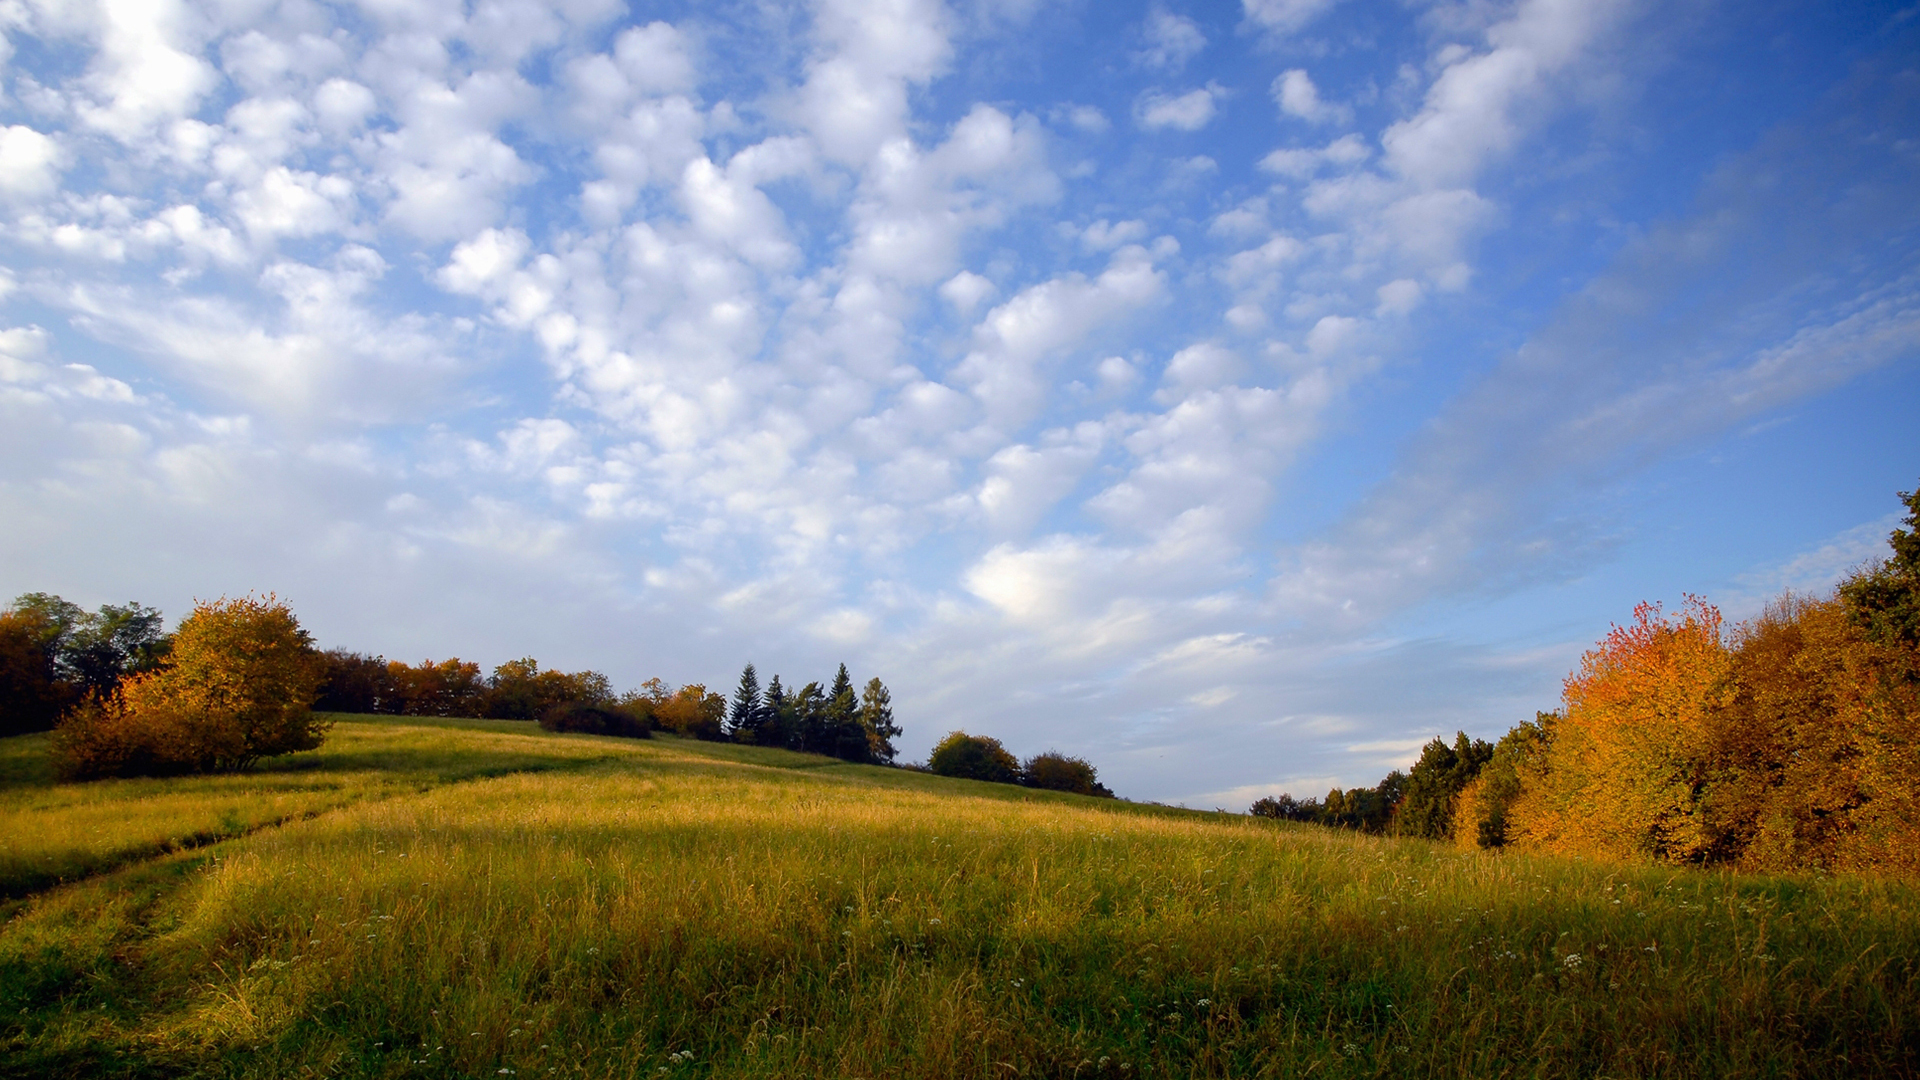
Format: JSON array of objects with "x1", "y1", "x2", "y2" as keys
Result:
[
  {"x1": 1838, "y1": 481, "x2": 1920, "y2": 649},
  {"x1": 5, "y1": 714, "x2": 1917, "y2": 1079},
  {"x1": 928, "y1": 730, "x2": 1020, "y2": 783},
  {"x1": 1509, "y1": 596, "x2": 1731, "y2": 863},
  {"x1": 1395, "y1": 732, "x2": 1494, "y2": 840},
  {"x1": 728, "y1": 663, "x2": 763, "y2": 740},
  {"x1": 1452, "y1": 714, "x2": 1553, "y2": 850},
  {"x1": 652, "y1": 683, "x2": 727, "y2": 740},
  {"x1": 0, "y1": 610, "x2": 71, "y2": 737},
  {"x1": 50, "y1": 595, "x2": 327, "y2": 779},
  {"x1": 1, "y1": 593, "x2": 170, "y2": 736},
  {"x1": 1021, "y1": 751, "x2": 1113, "y2": 797},
  {"x1": 538, "y1": 701, "x2": 652, "y2": 739},
  {"x1": 858, "y1": 676, "x2": 901, "y2": 763}
]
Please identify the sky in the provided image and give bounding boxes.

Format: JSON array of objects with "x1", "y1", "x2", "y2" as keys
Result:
[{"x1": 1, "y1": 0, "x2": 1916, "y2": 806}]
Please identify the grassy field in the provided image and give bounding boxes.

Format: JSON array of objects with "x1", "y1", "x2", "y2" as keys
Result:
[{"x1": 1, "y1": 716, "x2": 1915, "y2": 1078}]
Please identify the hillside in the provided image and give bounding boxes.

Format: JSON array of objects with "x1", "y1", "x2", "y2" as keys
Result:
[{"x1": 2, "y1": 716, "x2": 1916, "y2": 1079}]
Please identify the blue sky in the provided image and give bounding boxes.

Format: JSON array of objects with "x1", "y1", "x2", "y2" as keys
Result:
[{"x1": 1, "y1": 0, "x2": 1915, "y2": 805}]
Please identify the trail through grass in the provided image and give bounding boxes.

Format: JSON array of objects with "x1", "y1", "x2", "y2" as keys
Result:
[{"x1": 1, "y1": 717, "x2": 1915, "y2": 1078}]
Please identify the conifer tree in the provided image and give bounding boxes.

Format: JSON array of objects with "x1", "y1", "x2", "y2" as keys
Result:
[
  {"x1": 794, "y1": 681, "x2": 828, "y2": 753},
  {"x1": 729, "y1": 663, "x2": 762, "y2": 741},
  {"x1": 824, "y1": 663, "x2": 867, "y2": 761},
  {"x1": 762, "y1": 675, "x2": 791, "y2": 749},
  {"x1": 858, "y1": 677, "x2": 901, "y2": 763}
]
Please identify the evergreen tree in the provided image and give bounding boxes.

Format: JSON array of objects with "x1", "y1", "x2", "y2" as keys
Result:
[
  {"x1": 762, "y1": 675, "x2": 791, "y2": 749},
  {"x1": 793, "y1": 681, "x2": 828, "y2": 753},
  {"x1": 857, "y1": 677, "x2": 901, "y2": 763},
  {"x1": 729, "y1": 663, "x2": 762, "y2": 741},
  {"x1": 825, "y1": 663, "x2": 868, "y2": 762}
]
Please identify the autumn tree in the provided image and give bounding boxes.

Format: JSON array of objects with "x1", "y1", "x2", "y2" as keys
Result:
[
  {"x1": 1452, "y1": 713, "x2": 1554, "y2": 849},
  {"x1": 0, "y1": 608, "x2": 70, "y2": 736},
  {"x1": 1508, "y1": 597, "x2": 1731, "y2": 863},
  {"x1": 52, "y1": 595, "x2": 326, "y2": 778}
]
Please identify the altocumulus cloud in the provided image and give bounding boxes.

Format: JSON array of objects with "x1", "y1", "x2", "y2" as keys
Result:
[{"x1": 0, "y1": 0, "x2": 1915, "y2": 804}]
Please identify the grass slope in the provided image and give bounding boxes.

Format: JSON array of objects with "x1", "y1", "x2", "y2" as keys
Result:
[{"x1": 1, "y1": 715, "x2": 1915, "y2": 1079}]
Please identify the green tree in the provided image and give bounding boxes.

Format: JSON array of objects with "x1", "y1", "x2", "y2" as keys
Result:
[
  {"x1": 730, "y1": 663, "x2": 763, "y2": 742},
  {"x1": 1395, "y1": 731, "x2": 1494, "y2": 840},
  {"x1": 857, "y1": 676, "x2": 901, "y2": 763},
  {"x1": 793, "y1": 681, "x2": 829, "y2": 753},
  {"x1": 1840, "y1": 481, "x2": 1920, "y2": 650},
  {"x1": 762, "y1": 675, "x2": 792, "y2": 749},
  {"x1": 1453, "y1": 713, "x2": 1555, "y2": 849},
  {"x1": 928, "y1": 731, "x2": 1020, "y2": 784},
  {"x1": 1021, "y1": 751, "x2": 1113, "y2": 797}
]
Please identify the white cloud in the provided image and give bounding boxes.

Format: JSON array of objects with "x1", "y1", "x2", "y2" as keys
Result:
[
  {"x1": 940, "y1": 270, "x2": 996, "y2": 315},
  {"x1": 1272, "y1": 69, "x2": 1350, "y2": 125},
  {"x1": 0, "y1": 125, "x2": 65, "y2": 199},
  {"x1": 1136, "y1": 10, "x2": 1206, "y2": 71},
  {"x1": 1242, "y1": 0, "x2": 1340, "y2": 37},
  {"x1": 1382, "y1": 0, "x2": 1630, "y2": 188},
  {"x1": 1136, "y1": 86, "x2": 1219, "y2": 131}
]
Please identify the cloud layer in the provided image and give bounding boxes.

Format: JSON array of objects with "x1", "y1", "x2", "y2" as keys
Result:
[{"x1": 2, "y1": 0, "x2": 1914, "y2": 803}]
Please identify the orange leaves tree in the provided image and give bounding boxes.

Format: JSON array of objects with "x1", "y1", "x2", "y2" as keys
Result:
[
  {"x1": 53, "y1": 595, "x2": 326, "y2": 779},
  {"x1": 1511, "y1": 597, "x2": 1731, "y2": 863}
]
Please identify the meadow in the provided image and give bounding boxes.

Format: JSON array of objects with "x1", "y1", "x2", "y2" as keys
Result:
[{"x1": 1, "y1": 716, "x2": 1915, "y2": 1079}]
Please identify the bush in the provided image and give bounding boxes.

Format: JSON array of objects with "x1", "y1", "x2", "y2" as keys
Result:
[
  {"x1": 928, "y1": 731, "x2": 1019, "y2": 784},
  {"x1": 52, "y1": 595, "x2": 326, "y2": 779},
  {"x1": 1021, "y1": 751, "x2": 1114, "y2": 797},
  {"x1": 539, "y1": 701, "x2": 652, "y2": 739}
]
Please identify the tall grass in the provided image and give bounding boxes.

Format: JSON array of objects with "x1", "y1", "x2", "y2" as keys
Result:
[{"x1": 2, "y1": 717, "x2": 1915, "y2": 1078}]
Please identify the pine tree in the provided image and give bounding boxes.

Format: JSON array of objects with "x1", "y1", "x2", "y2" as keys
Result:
[
  {"x1": 762, "y1": 675, "x2": 790, "y2": 749},
  {"x1": 858, "y1": 677, "x2": 901, "y2": 763},
  {"x1": 729, "y1": 663, "x2": 762, "y2": 742},
  {"x1": 825, "y1": 664, "x2": 868, "y2": 762},
  {"x1": 793, "y1": 681, "x2": 828, "y2": 753}
]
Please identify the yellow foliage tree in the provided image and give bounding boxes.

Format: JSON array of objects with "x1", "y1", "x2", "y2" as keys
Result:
[
  {"x1": 1510, "y1": 597, "x2": 1730, "y2": 863},
  {"x1": 53, "y1": 595, "x2": 326, "y2": 778}
]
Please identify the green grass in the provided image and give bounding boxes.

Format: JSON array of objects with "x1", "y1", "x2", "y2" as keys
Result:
[{"x1": 1, "y1": 716, "x2": 1914, "y2": 1078}]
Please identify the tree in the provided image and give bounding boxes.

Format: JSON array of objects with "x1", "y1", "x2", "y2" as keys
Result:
[
  {"x1": 1396, "y1": 731, "x2": 1494, "y2": 840},
  {"x1": 0, "y1": 608, "x2": 71, "y2": 736},
  {"x1": 1510, "y1": 597, "x2": 1731, "y2": 863},
  {"x1": 1452, "y1": 713, "x2": 1554, "y2": 849},
  {"x1": 52, "y1": 595, "x2": 327, "y2": 778},
  {"x1": 857, "y1": 677, "x2": 901, "y2": 763},
  {"x1": 730, "y1": 663, "x2": 763, "y2": 741},
  {"x1": 792, "y1": 681, "x2": 829, "y2": 753},
  {"x1": 655, "y1": 684, "x2": 727, "y2": 740},
  {"x1": 761, "y1": 675, "x2": 791, "y2": 749},
  {"x1": 928, "y1": 731, "x2": 1020, "y2": 784},
  {"x1": 1839, "y1": 482, "x2": 1920, "y2": 650},
  {"x1": 314, "y1": 649, "x2": 392, "y2": 714},
  {"x1": 824, "y1": 663, "x2": 869, "y2": 762},
  {"x1": 1021, "y1": 751, "x2": 1113, "y2": 797}
]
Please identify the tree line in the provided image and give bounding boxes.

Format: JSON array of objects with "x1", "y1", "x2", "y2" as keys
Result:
[
  {"x1": 0, "y1": 594, "x2": 906, "y2": 776},
  {"x1": 1254, "y1": 481, "x2": 1920, "y2": 876}
]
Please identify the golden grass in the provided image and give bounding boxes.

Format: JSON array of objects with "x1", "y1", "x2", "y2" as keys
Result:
[{"x1": 2, "y1": 716, "x2": 1916, "y2": 1078}]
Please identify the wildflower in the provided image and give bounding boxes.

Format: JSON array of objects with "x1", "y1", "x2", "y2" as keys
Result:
[{"x1": 1563, "y1": 954, "x2": 1582, "y2": 969}]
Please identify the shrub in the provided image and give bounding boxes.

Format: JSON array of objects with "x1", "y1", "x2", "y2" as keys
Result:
[
  {"x1": 539, "y1": 701, "x2": 652, "y2": 739},
  {"x1": 928, "y1": 731, "x2": 1019, "y2": 784},
  {"x1": 52, "y1": 595, "x2": 326, "y2": 779},
  {"x1": 1021, "y1": 751, "x2": 1114, "y2": 797}
]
